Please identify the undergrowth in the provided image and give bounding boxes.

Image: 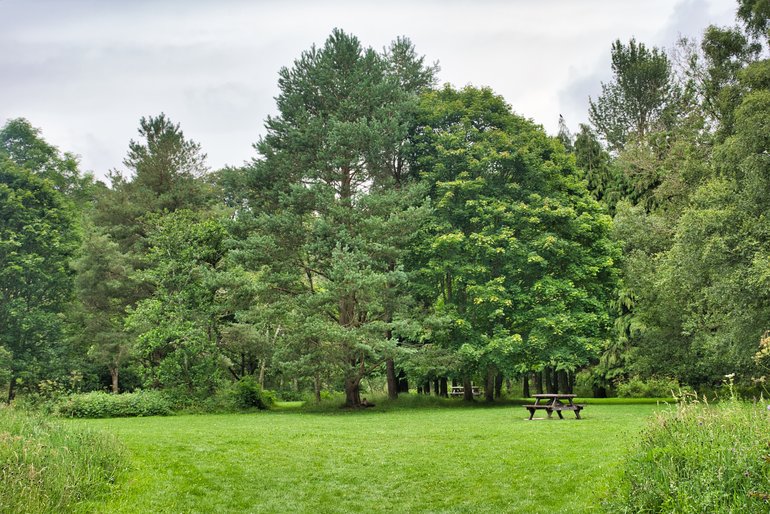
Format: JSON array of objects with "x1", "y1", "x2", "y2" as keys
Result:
[
  {"x1": 606, "y1": 394, "x2": 770, "y2": 513},
  {"x1": 0, "y1": 407, "x2": 127, "y2": 513},
  {"x1": 56, "y1": 390, "x2": 172, "y2": 418}
]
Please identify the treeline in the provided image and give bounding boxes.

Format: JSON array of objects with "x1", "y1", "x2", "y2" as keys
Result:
[{"x1": 2, "y1": 1, "x2": 769, "y2": 406}]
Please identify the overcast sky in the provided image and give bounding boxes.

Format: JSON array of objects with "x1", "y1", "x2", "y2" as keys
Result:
[{"x1": 1, "y1": 0, "x2": 738, "y2": 180}]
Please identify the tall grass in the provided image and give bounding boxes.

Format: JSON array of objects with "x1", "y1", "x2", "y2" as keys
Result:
[
  {"x1": 606, "y1": 396, "x2": 770, "y2": 513},
  {"x1": 0, "y1": 407, "x2": 127, "y2": 513}
]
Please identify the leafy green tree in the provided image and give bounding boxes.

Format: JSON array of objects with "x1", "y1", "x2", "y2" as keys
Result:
[
  {"x1": 128, "y1": 210, "x2": 227, "y2": 396},
  {"x1": 556, "y1": 115, "x2": 574, "y2": 152},
  {"x1": 651, "y1": 58, "x2": 770, "y2": 384},
  {"x1": 573, "y1": 124, "x2": 619, "y2": 208},
  {"x1": 0, "y1": 157, "x2": 78, "y2": 401},
  {"x1": 737, "y1": 0, "x2": 770, "y2": 42},
  {"x1": 589, "y1": 39, "x2": 675, "y2": 151},
  {"x1": 412, "y1": 86, "x2": 618, "y2": 399},
  {"x1": 678, "y1": 27, "x2": 761, "y2": 140},
  {"x1": 96, "y1": 114, "x2": 214, "y2": 254},
  {"x1": 0, "y1": 118, "x2": 94, "y2": 203},
  {"x1": 70, "y1": 226, "x2": 135, "y2": 393},
  {"x1": 228, "y1": 29, "x2": 432, "y2": 407}
]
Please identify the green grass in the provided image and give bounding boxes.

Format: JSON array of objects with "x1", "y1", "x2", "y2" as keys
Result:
[
  {"x1": 0, "y1": 408, "x2": 127, "y2": 513},
  {"x1": 607, "y1": 399, "x2": 770, "y2": 513},
  {"x1": 71, "y1": 402, "x2": 660, "y2": 513}
]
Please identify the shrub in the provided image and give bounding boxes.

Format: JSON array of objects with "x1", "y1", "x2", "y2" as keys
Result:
[
  {"x1": 606, "y1": 398, "x2": 770, "y2": 512},
  {"x1": 615, "y1": 376, "x2": 684, "y2": 398},
  {"x1": 57, "y1": 390, "x2": 172, "y2": 418},
  {"x1": 231, "y1": 376, "x2": 274, "y2": 410},
  {"x1": 0, "y1": 407, "x2": 127, "y2": 513}
]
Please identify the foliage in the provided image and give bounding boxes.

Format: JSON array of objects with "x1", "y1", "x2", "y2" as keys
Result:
[
  {"x1": 230, "y1": 376, "x2": 275, "y2": 410},
  {"x1": 0, "y1": 407, "x2": 127, "y2": 513},
  {"x1": 0, "y1": 155, "x2": 78, "y2": 401},
  {"x1": 615, "y1": 376, "x2": 684, "y2": 398},
  {"x1": 606, "y1": 399, "x2": 770, "y2": 513},
  {"x1": 412, "y1": 85, "x2": 619, "y2": 390},
  {"x1": 589, "y1": 39, "x2": 676, "y2": 151},
  {"x1": 95, "y1": 113, "x2": 215, "y2": 256},
  {"x1": 70, "y1": 225, "x2": 135, "y2": 393},
  {"x1": 57, "y1": 390, "x2": 172, "y2": 418},
  {"x1": 128, "y1": 210, "x2": 227, "y2": 397},
  {"x1": 0, "y1": 118, "x2": 94, "y2": 203},
  {"x1": 227, "y1": 29, "x2": 435, "y2": 406}
]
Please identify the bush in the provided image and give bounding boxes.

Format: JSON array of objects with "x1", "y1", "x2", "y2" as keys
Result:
[
  {"x1": 231, "y1": 376, "x2": 274, "y2": 410},
  {"x1": 615, "y1": 376, "x2": 684, "y2": 398},
  {"x1": 0, "y1": 407, "x2": 127, "y2": 513},
  {"x1": 57, "y1": 390, "x2": 172, "y2": 418},
  {"x1": 606, "y1": 398, "x2": 770, "y2": 512}
]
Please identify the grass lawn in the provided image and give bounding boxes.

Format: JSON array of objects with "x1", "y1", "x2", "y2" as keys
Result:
[{"x1": 72, "y1": 402, "x2": 661, "y2": 513}]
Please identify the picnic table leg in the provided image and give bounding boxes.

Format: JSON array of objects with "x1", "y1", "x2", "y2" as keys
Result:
[
  {"x1": 528, "y1": 408, "x2": 535, "y2": 420},
  {"x1": 546, "y1": 408, "x2": 553, "y2": 419},
  {"x1": 556, "y1": 410, "x2": 564, "y2": 419},
  {"x1": 575, "y1": 409, "x2": 581, "y2": 420}
]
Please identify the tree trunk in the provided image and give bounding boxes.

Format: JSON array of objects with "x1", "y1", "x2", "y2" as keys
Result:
[
  {"x1": 397, "y1": 370, "x2": 409, "y2": 393},
  {"x1": 463, "y1": 377, "x2": 474, "y2": 402},
  {"x1": 433, "y1": 378, "x2": 440, "y2": 396},
  {"x1": 344, "y1": 375, "x2": 362, "y2": 407},
  {"x1": 259, "y1": 360, "x2": 267, "y2": 389},
  {"x1": 495, "y1": 373, "x2": 503, "y2": 398},
  {"x1": 534, "y1": 371, "x2": 543, "y2": 394},
  {"x1": 485, "y1": 367, "x2": 495, "y2": 402},
  {"x1": 110, "y1": 366, "x2": 119, "y2": 394},
  {"x1": 424, "y1": 380, "x2": 431, "y2": 395},
  {"x1": 567, "y1": 371, "x2": 575, "y2": 394},
  {"x1": 386, "y1": 358, "x2": 398, "y2": 400},
  {"x1": 545, "y1": 367, "x2": 556, "y2": 394},
  {"x1": 557, "y1": 370, "x2": 568, "y2": 394},
  {"x1": 314, "y1": 374, "x2": 322, "y2": 403},
  {"x1": 523, "y1": 374, "x2": 530, "y2": 398},
  {"x1": 7, "y1": 374, "x2": 16, "y2": 404},
  {"x1": 439, "y1": 377, "x2": 448, "y2": 398}
]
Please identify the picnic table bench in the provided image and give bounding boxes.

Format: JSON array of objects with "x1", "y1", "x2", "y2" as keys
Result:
[
  {"x1": 450, "y1": 386, "x2": 481, "y2": 397},
  {"x1": 524, "y1": 394, "x2": 584, "y2": 420}
]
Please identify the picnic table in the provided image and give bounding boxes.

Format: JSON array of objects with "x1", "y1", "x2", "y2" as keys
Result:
[
  {"x1": 523, "y1": 394, "x2": 584, "y2": 420},
  {"x1": 450, "y1": 386, "x2": 481, "y2": 397}
]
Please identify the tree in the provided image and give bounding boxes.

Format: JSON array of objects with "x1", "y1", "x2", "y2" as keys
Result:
[
  {"x1": 737, "y1": 0, "x2": 770, "y2": 42},
  {"x1": 70, "y1": 226, "x2": 135, "y2": 393},
  {"x1": 95, "y1": 113, "x2": 214, "y2": 255},
  {"x1": 589, "y1": 39, "x2": 675, "y2": 151},
  {"x1": 677, "y1": 27, "x2": 761, "y2": 139},
  {"x1": 228, "y1": 29, "x2": 433, "y2": 407},
  {"x1": 127, "y1": 210, "x2": 227, "y2": 396},
  {"x1": 0, "y1": 118, "x2": 94, "y2": 203},
  {"x1": 573, "y1": 124, "x2": 618, "y2": 208},
  {"x1": 0, "y1": 156, "x2": 77, "y2": 401},
  {"x1": 411, "y1": 86, "x2": 618, "y2": 399}
]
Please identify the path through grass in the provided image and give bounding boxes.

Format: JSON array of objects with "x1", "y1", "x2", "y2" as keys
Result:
[{"x1": 74, "y1": 403, "x2": 659, "y2": 513}]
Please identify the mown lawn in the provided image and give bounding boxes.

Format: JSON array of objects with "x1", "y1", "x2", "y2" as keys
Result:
[{"x1": 72, "y1": 403, "x2": 660, "y2": 513}]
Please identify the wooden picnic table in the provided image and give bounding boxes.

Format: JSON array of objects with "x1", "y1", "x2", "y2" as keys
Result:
[
  {"x1": 450, "y1": 385, "x2": 481, "y2": 397},
  {"x1": 523, "y1": 393, "x2": 584, "y2": 420}
]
